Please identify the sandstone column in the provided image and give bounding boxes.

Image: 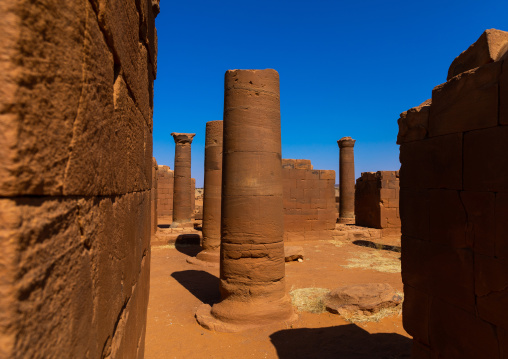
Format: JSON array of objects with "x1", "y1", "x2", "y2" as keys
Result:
[
  {"x1": 189, "y1": 121, "x2": 223, "y2": 266},
  {"x1": 337, "y1": 137, "x2": 356, "y2": 224},
  {"x1": 196, "y1": 69, "x2": 296, "y2": 332},
  {"x1": 171, "y1": 133, "x2": 195, "y2": 227}
]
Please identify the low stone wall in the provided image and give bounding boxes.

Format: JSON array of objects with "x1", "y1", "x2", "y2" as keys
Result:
[
  {"x1": 355, "y1": 171, "x2": 400, "y2": 234},
  {"x1": 157, "y1": 165, "x2": 174, "y2": 225},
  {"x1": 282, "y1": 159, "x2": 336, "y2": 241}
]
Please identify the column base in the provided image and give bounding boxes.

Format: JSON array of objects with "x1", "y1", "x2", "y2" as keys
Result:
[
  {"x1": 337, "y1": 217, "x2": 355, "y2": 224},
  {"x1": 171, "y1": 221, "x2": 195, "y2": 228},
  {"x1": 195, "y1": 296, "x2": 298, "y2": 333},
  {"x1": 186, "y1": 250, "x2": 220, "y2": 268}
]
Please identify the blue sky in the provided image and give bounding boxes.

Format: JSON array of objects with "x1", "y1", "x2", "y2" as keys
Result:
[{"x1": 153, "y1": 0, "x2": 508, "y2": 187}]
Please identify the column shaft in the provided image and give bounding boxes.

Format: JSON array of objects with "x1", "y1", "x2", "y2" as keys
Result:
[
  {"x1": 338, "y1": 137, "x2": 356, "y2": 224},
  {"x1": 171, "y1": 133, "x2": 195, "y2": 226}
]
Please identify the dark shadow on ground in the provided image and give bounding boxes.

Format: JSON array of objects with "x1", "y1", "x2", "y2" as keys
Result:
[
  {"x1": 171, "y1": 270, "x2": 221, "y2": 305},
  {"x1": 175, "y1": 234, "x2": 202, "y2": 256},
  {"x1": 270, "y1": 324, "x2": 412, "y2": 359},
  {"x1": 158, "y1": 224, "x2": 171, "y2": 229},
  {"x1": 353, "y1": 240, "x2": 401, "y2": 253}
]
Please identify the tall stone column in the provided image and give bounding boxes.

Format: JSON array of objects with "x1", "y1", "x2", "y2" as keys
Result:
[
  {"x1": 196, "y1": 69, "x2": 296, "y2": 332},
  {"x1": 189, "y1": 121, "x2": 223, "y2": 267},
  {"x1": 171, "y1": 133, "x2": 195, "y2": 227},
  {"x1": 337, "y1": 137, "x2": 356, "y2": 224}
]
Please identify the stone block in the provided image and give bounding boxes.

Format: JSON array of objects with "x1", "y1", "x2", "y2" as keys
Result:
[
  {"x1": 429, "y1": 245, "x2": 475, "y2": 313},
  {"x1": 0, "y1": 198, "x2": 96, "y2": 358},
  {"x1": 403, "y1": 285, "x2": 430, "y2": 345},
  {"x1": 447, "y1": 29, "x2": 508, "y2": 80},
  {"x1": 429, "y1": 297, "x2": 499, "y2": 359},
  {"x1": 399, "y1": 133, "x2": 462, "y2": 190},
  {"x1": 411, "y1": 341, "x2": 432, "y2": 359},
  {"x1": 429, "y1": 61, "x2": 501, "y2": 137},
  {"x1": 401, "y1": 236, "x2": 431, "y2": 291},
  {"x1": 428, "y1": 190, "x2": 468, "y2": 248},
  {"x1": 397, "y1": 99, "x2": 431, "y2": 144},
  {"x1": 400, "y1": 189, "x2": 430, "y2": 241},
  {"x1": 319, "y1": 170, "x2": 335, "y2": 180},
  {"x1": 460, "y1": 191, "x2": 496, "y2": 255},
  {"x1": 464, "y1": 126, "x2": 508, "y2": 192}
]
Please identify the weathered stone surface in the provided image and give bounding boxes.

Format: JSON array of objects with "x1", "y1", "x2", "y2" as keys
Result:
[
  {"x1": 171, "y1": 133, "x2": 195, "y2": 226},
  {"x1": 282, "y1": 162, "x2": 336, "y2": 241},
  {"x1": 430, "y1": 62, "x2": 501, "y2": 137},
  {"x1": 157, "y1": 165, "x2": 174, "y2": 225},
  {"x1": 0, "y1": 0, "x2": 156, "y2": 357},
  {"x1": 397, "y1": 99, "x2": 431, "y2": 144},
  {"x1": 325, "y1": 283, "x2": 402, "y2": 316},
  {"x1": 284, "y1": 246, "x2": 304, "y2": 262},
  {"x1": 337, "y1": 137, "x2": 356, "y2": 224},
  {"x1": 448, "y1": 29, "x2": 508, "y2": 80},
  {"x1": 399, "y1": 28, "x2": 508, "y2": 359},
  {"x1": 355, "y1": 171, "x2": 400, "y2": 231},
  {"x1": 196, "y1": 69, "x2": 296, "y2": 332}
]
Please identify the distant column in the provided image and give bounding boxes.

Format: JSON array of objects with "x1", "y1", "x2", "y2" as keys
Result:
[
  {"x1": 337, "y1": 137, "x2": 356, "y2": 224},
  {"x1": 196, "y1": 69, "x2": 296, "y2": 332},
  {"x1": 191, "y1": 121, "x2": 223, "y2": 266},
  {"x1": 171, "y1": 133, "x2": 195, "y2": 226}
]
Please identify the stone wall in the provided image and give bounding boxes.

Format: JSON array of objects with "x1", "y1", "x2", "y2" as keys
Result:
[
  {"x1": 398, "y1": 29, "x2": 508, "y2": 358},
  {"x1": 282, "y1": 159, "x2": 336, "y2": 241},
  {"x1": 0, "y1": 0, "x2": 158, "y2": 358},
  {"x1": 157, "y1": 165, "x2": 174, "y2": 226},
  {"x1": 355, "y1": 171, "x2": 400, "y2": 234}
]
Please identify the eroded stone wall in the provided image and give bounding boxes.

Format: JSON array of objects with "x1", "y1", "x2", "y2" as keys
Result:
[
  {"x1": 282, "y1": 159, "x2": 336, "y2": 241},
  {"x1": 355, "y1": 171, "x2": 400, "y2": 234},
  {"x1": 0, "y1": 0, "x2": 158, "y2": 357},
  {"x1": 399, "y1": 29, "x2": 508, "y2": 358},
  {"x1": 157, "y1": 165, "x2": 174, "y2": 226}
]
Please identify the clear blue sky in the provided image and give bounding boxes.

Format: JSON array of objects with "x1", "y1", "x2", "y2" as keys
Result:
[{"x1": 153, "y1": 0, "x2": 508, "y2": 187}]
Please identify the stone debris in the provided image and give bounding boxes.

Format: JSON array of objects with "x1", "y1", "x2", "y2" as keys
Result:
[
  {"x1": 284, "y1": 246, "x2": 304, "y2": 262},
  {"x1": 325, "y1": 283, "x2": 402, "y2": 316}
]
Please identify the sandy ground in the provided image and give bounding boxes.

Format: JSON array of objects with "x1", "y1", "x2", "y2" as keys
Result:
[{"x1": 145, "y1": 235, "x2": 411, "y2": 359}]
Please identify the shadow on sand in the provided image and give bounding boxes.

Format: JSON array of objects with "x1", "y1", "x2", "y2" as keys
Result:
[
  {"x1": 171, "y1": 270, "x2": 221, "y2": 305},
  {"x1": 270, "y1": 323, "x2": 412, "y2": 359},
  {"x1": 352, "y1": 240, "x2": 401, "y2": 253},
  {"x1": 174, "y1": 234, "x2": 202, "y2": 256}
]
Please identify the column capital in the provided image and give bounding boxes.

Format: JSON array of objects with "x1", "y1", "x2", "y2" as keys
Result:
[
  {"x1": 171, "y1": 133, "x2": 196, "y2": 144},
  {"x1": 337, "y1": 136, "x2": 356, "y2": 148}
]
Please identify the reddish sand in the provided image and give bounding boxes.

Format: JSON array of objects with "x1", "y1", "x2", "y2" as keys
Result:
[{"x1": 145, "y1": 237, "x2": 411, "y2": 358}]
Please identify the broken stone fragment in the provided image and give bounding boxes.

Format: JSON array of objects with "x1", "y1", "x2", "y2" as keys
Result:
[
  {"x1": 447, "y1": 28, "x2": 508, "y2": 80},
  {"x1": 325, "y1": 283, "x2": 402, "y2": 316},
  {"x1": 284, "y1": 246, "x2": 304, "y2": 262}
]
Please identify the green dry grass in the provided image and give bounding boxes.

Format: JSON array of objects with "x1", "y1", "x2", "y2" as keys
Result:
[
  {"x1": 289, "y1": 288, "x2": 331, "y2": 314},
  {"x1": 341, "y1": 250, "x2": 401, "y2": 273}
]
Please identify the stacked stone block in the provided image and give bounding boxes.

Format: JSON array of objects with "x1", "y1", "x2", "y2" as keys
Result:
[
  {"x1": 282, "y1": 159, "x2": 336, "y2": 241},
  {"x1": 355, "y1": 171, "x2": 400, "y2": 234},
  {"x1": 152, "y1": 158, "x2": 159, "y2": 237},
  {"x1": 0, "y1": 0, "x2": 158, "y2": 357},
  {"x1": 398, "y1": 29, "x2": 508, "y2": 358},
  {"x1": 157, "y1": 165, "x2": 174, "y2": 225}
]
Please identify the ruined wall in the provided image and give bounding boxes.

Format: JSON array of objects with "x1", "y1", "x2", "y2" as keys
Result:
[
  {"x1": 0, "y1": 0, "x2": 158, "y2": 357},
  {"x1": 355, "y1": 171, "x2": 400, "y2": 234},
  {"x1": 282, "y1": 159, "x2": 336, "y2": 241},
  {"x1": 157, "y1": 165, "x2": 174, "y2": 226},
  {"x1": 399, "y1": 29, "x2": 508, "y2": 358},
  {"x1": 152, "y1": 158, "x2": 158, "y2": 237}
]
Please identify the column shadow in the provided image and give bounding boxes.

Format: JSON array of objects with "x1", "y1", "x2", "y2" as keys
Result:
[
  {"x1": 171, "y1": 270, "x2": 221, "y2": 305},
  {"x1": 175, "y1": 234, "x2": 202, "y2": 256},
  {"x1": 270, "y1": 324, "x2": 412, "y2": 359},
  {"x1": 352, "y1": 240, "x2": 401, "y2": 253}
]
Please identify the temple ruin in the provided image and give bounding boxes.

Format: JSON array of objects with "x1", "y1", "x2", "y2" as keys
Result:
[
  {"x1": 399, "y1": 29, "x2": 508, "y2": 358},
  {"x1": 337, "y1": 137, "x2": 356, "y2": 224}
]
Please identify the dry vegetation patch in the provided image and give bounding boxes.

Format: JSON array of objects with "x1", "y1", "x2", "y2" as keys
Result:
[
  {"x1": 342, "y1": 250, "x2": 401, "y2": 273},
  {"x1": 289, "y1": 288, "x2": 331, "y2": 313}
]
